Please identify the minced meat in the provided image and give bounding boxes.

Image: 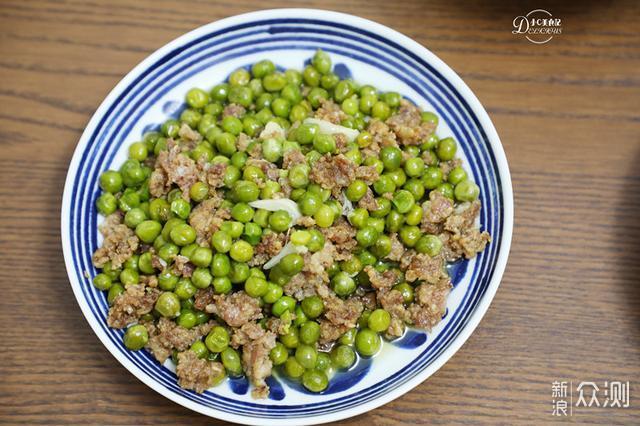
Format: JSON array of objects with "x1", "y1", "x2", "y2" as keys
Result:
[
  {"x1": 385, "y1": 99, "x2": 436, "y2": 146},
  {"x1": 310, "y1": 154, "x2": 356, "y2": 197},
  {"x1": 145, "y1": 317, "x2": 215, "y2": 363},
  {"x1": 107, "y1": 284, "x2": 159, "y2": 329},
  {"x1": 176, "y1": 350, "x2": 224, "y2": 393},
  {"x1": 188, "y1": 196, "x2": 229, "y2": 245},
  {"x1": 92, "y1": 213, "x2": 139, "y2": 269},
  {"x1": 206, "y1": 292, "x2": 262, "y2": 327}
]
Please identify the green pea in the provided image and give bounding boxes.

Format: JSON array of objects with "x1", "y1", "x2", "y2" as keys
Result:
[
  {"x1": 185, "y1": 88, "x2": 209, "y2": 108},
  {"x1": 392, "y1": 190, "x2": 415, "y2": 214},
  {"x1": 293, "y1": 305, "x2": 307, "y2": 327},
  {"x1": 263, "y1": 72, "x2": 287, "y2": 92},
  {"x1": 99, "y1": 170, "x2": 123, "y2": 193},
  {"x1": 149, "y1": 198, "x2": 171, "y2": 222},
  {"x1": 242, "y1": 222, "x2": 262, "y2": 245},
  {"x1": 385, "y1": 210, "x2": 404, "y2": 233},
  {"x1": 314, "y1": 204, "x2": 335, "y2": 228},
  {"x1": 331, "y1": 271, "x2": 356, "y2": 297},
  {"x1": 214, "y1": 132, "x2": 236, "y2": 156},
  {"x1": 355, "y1": 328, "x2": 381, "y2": 357},
  {"x1": 273, "y1": 296, "x2": 296, "y2": 318},
  {"x1": 295, "y1": 344, "x2": 318, "y2": 370},
  {"x1": 321, "y1": 72, "x2": 339, "y2": 90},
  {"x1": 233, "y1": 180, "x2": 260, "y2": 202},
  {"x1": 271, "y1": 98, "x2": 291, "y2": 118},
  {"x1": 437, "y1": 137, "x2": 457, "y2": 161},
  {"x1": 229, "y1": 67, "x2": 250, "y2": 86},
  {"x1": 298, "y1": 192, "x2": 322, "y2": 216},
  {"x1": 373, "y1": 175, "x2": 396, "y2": 195},
  {"x1": 356, "y1": 226, "x2": 379, "y2": 247},
  {"x1": 303, "y1": 65, "x2": 320, "y2": 87},
  {"x1": 289, "y1": 163, "x2": 310, "y2": 189},
  {"x1": 348, "y1": 208, "x2": 369, "y2": 229},
  {"x1": 340, "y1": 256, "x2": 362, "y2": 276},
  {"x1": 284, "y1": 356, "x2": 305, "y2": 378},
  {"x1": 380, "y1": 146, "x2": 402, "y2": 171},
  {"x1": 313, "y1": 133, "x2": 336, "y2": 154},
  {"x1": 422, "y1": 166, "x2": 443, "y2": 189},
  {"x1": 302, "y1": 369, "x2": 328, "y2": 392},
  {"x1": 270, "y1": 342, "x2": 289, "y2": 366},
  {"x1": 422, "y1": 111, "x2": 439, "y2": 126},
  {"x1": 299, "y1": 321, "x2": 321, "y2": 345},
  {"x1": 221, "y1": 347, "x2": 243, "y2": 376},
  {"x1": 244, "y1": 276, "x2": 267, "y2": 298},
  {"x1": 211, "y1": 253, "x2": 231, "y2": 277},
  {"x1": 229, "y1": 85, "x2": 254, "y2": 108},
  {"x1": 296, "y1": 123, "x2": 319, "y2": 145},
  {"x1": 307, "y1": 87, "x2": 329, "y2": 109},
  {"x1": 161, "y1": 119, "x2": 180, "y2": 138},
  {"x1": 301, "y1": 296, "x2": 324, "y2": 319},
  {"x1": 383, "y1": 91, "x2": 401, "y2": 107},
  {"x1": 188, "y1": 247, "x2": 210, "y2": 269},
  {"x1": 307, "y1": 229, "x2": 325, "y2": 252},
  {"x1": 92, "y1": 273, "x2": 112, "y2": 291},
  {"x1": 339, "y1": 328, "x2": 356, "y2": 345},
  {"x1": 277, "y1": 254, "x2": 303, "y2": 276},
  {"x1": 371, "y1": 234, "x2": 392, "y2": 258},
  {"x1": 158, "y1": 270, "x2": 178, "y2": 291},
  {"x1": 191, "y1": 267, "x2": 212, "y2": 289},
  {"x1": 123, "y1": 324, "x2": 148, "y2": 350},
  {"x1": 229, "y1": 240, "x2": 252, "y2": 263},
  {"x1": 368, "y1": 309, "x2": 391, "y2": 333},
  {"x1": 106, "y1": 283, "x2": 124, "y2": 305},
  {"x1": 269, "y1": 210, "x2": 292, "y2": 232},
  {"x1": 177, "y1": 310, "x2": 197, "y2": 329},
  {"x1": 96, "y1": 192, "x2": 117, "y2": 215},
  {"x1": 367, "y1": 217, "x2": 386, "y2": 233},
  {"x1": 454, "y1": 180, "x2": 480, "y2": 202},
  {"x1": 289, "y1": 104, "x2": 309, "y2": 122},
  {"x1": 262, "y1": 282, "x2": 283, "y2": 304},
  {"x1": 331, "y1": 344, "x2": 356, "y2": 369},
  {"x1": 169, "y1": 223, "x2": 196, "y2": 246},
  {"x1": 358, "y1": 250, "x2": 376, "y2": 267},
  {"x1": 437, "y1": 182, "x2": 455, "y2": 199},
  {"x1": 252, "y1": 59, "x2": 275, "y2": 78},
  {"x1": 155, "y1": 292, "x2": 181, "y2": 318},
  {"x1": 312, "y1": 49, "x2": 332, "y2": 74},
  {"x1": 180, "y1": 109, "x2": 201, "y2": 128},
  {"x1": 392, "y1": 282, "x2": 413, "y2": 304},
  {"x1": 290, "y1": 230, "x2": 311, "y2": 246},
  {"x1": 399, "y1": 225, "x2": 422, "y2": 247},
  {"x1": 448, "y1": 166, "x2": 467, "y2": 185},
  {"x1": 190, "y1": 340, "x2": 209, "y2": 359},
  {"x1": 206, "y1": 326, "x2": 230, "y2": 353},
  {"x1": 213, "y1": 276, "x2": 232, "y2": 294},
  {"x1": 404, "y1": 178, "x2": 425, "y2": 201},
  {"x1": 405, "y1": 204, "x2": 423, "y2": 226},
  {"x1": 230, "y1": 203, "x2": 254, "y2": 223},
  {"x1": 118, "y1": 190, "x2": 140, "y2": 212},
  {"x1": 371, "y1": 101, "x2": 391, "y2": 120},
  {"x1": 404, "y1": 157, "x2": 424, "y2": 177},
  {"x1": 208, "y1": 231, "x2": 230, "y2": 254},
  {"x1": 333, "y1": 80, "x2": 354, "y2": 102},
  {"x1": 345, "y1": 180, "x2": 367, "y2": 202},
  {"x1": 118, "y1": 268, "x2": 137, "y2": 286},
  {"x1": 280, "y1": 326, "x2": 299, "y2": 349},
  {"x1": 416, "y1": 234, "x2": 443, "y2": 256}
]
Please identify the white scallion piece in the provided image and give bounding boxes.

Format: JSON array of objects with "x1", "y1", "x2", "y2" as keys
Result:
[
  {"x1": 248, "y1": 198, "x2": 302, "y2": 224},
  {"x1": 259, "y1": 121, "x2": 285, "y2": 140},
  {"x1": 263, "y1": 242, "x2": 308, "y2": 269},
  {"x1": 303, "y1": 118, "x2": 359, "y2": 142}
]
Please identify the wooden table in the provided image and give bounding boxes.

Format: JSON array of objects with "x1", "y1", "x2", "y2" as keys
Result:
[{"x1": 1, "y1": 1, "x2": 639, "y2": 424}]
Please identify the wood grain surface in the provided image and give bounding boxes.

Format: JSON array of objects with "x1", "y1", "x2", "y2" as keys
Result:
[{"x1": 1, "y1": 0, "x2": 639, "y2": 424}]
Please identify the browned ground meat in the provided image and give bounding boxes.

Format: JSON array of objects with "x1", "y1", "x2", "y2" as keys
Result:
[
  {"x1": 172, "y1": 255, "x2": 194, "y2": 277},
  {"x1": 188, "y1": 196, "x2": 229, "y2": 245},
  {"x1": 222, "y1": 103, "x2": 246, "y2": 118},
  {"x1": 334, "y1": 133, "x2": 349, "y2": 153},
  {"x1": 145, "y1": 317, "x2": 215, "y2": 363},
  {"x1": 282, "y1": 149, "x2": 306, "y2": 169},
  {"x1": 314, "y1": 99, "x2": 347, "y2": 124},
  {"x1": 203, "y1": 162, "x2": 227, "y2": 189},
  {"x1": 176, "y1": 350, "x2": 224, "y2": 393},
  {"x1": 366, "y1": 119, "x2": 397, "y2": 157},
  {"x1": 358, "y1": 187, "x2": 379, "y2": 211},
  {"x1": 421, "y1": 190, "x2": 454, "y2": 234},
  {"x1": 230, "y1": 321, "x2": 264, "y2": 348},
  {"x1": 439, "y1": 159, "x2": 462, "y2": 181},
  {"x1": 193, "y1": 287, "x2": 215, "y2": 311},
  {"x1": 296, "y1": 216, "x2": 316, "y2": 227},
  {"x1": 93, "y1": 214, "x2": 140, "y2": 269},
  {"x1": 249, "y1": 232, "x2": 287, "y2": 267},
  {"x1": 400, "y1": 251, "x2": 448, "y2": 284},
  {"x1": 150, "y1": 141, "x2": 199, "y2": 200},
  {"x1": 408, "y1": 279, "x2": 451, "y2": 330},
  {"x1": 309, "y1": 154, "x2": 356, "y2": 197},
  {"x1": 246, "y1": 158, "x2": 279, "y2": 181},
  {"x1": 355, "y1": 164, "x2": 380, "y2": 184},
  {"x1": 240, "y1": 325, "x2": 277, "y2": 399},
  {"x1": 206, "y1": 292, "x2": 263, "y2": 327},
  {"x1": 178, "y1": 123, "x2": 202, "y2": 144},
  {"x1": 140, "y1": 275, "x2": 158, "y2": 288},
  {"x1": 283, "y1": 272, "x2": 323, "y2": 301},
  {"x1": 265, "y1": 316, "x2": 293, "y2": 336},
  {"x1": 377, "y1": 289, "x2": 410, "y2": 337},
  {"x1": 443, "y1": 201, "x2": 490, "y2": 259},
  {"x1": 385, "y1": 99, "x2": 436, "y2": 146},
  {"x1": 236, "y1": 132, "x2": 251, "y2": 152},
  {"x1": 320, "y1": 294, "x2": 363, "y2": 344},
  {"x1": 421, "y1": 149, "x2": 438, "y2": 166},
  {"x1": 364, "y1": 265, "x2": 401, "y2": 290},
  {"x1": 321, "y1": 218, "x2": 357, "y2": 261},
  {"x1": 107, "y1": 284, "x2": 159, "y2": 329},
  {"x1": 302, "y1": 241, "x2": 337, "y2": 282},
  {"x1": 386, "y1": 233, "x2": 405, "y2": 261}
]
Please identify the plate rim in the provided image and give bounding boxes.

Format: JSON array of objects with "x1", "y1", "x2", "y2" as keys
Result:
[{"x1": 61, "y1": 8, "x2": 513, "y2": 425}]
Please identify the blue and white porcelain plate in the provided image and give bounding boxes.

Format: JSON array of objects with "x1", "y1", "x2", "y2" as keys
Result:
[{"x1": 61, "y1": 9, "x2": 513, "y2": 425}]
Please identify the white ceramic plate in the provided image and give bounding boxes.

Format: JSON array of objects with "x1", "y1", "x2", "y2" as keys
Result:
[{"x1": 61, "y1": 8, "x2": 513, "y2": 425}]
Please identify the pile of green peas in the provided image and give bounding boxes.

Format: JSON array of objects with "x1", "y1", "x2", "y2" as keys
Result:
[{"x1": 93, "y1": 49, "x2": 481, "y2": 394}]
